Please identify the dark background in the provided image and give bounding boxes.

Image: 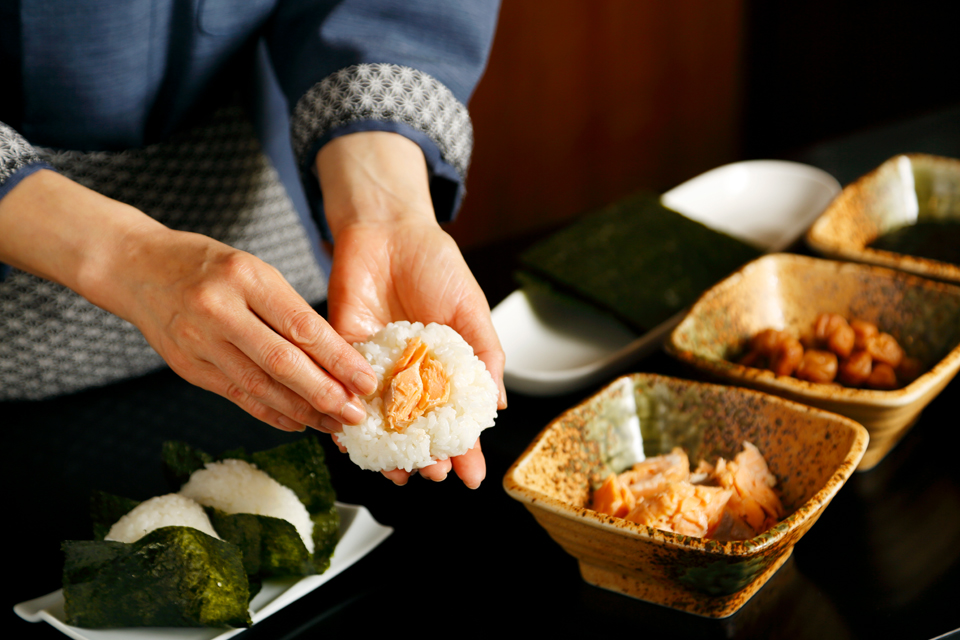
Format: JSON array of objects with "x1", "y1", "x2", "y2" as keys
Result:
[{"x1": 742, "y1": 0, "x2": 958, "y2": 160}]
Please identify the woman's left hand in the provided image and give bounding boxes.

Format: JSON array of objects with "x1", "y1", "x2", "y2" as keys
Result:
[{"x1": 316, "y1": 131, "x2": 507, "y2": 489}]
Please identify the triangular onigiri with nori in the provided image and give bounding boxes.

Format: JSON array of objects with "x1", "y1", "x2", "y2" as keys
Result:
[
  {"x1": 164, "y1": 436, "x2": 340, "y2": 576},
  {"x1": 62, "y1": 527, "x2": 251, "y2": 628}
]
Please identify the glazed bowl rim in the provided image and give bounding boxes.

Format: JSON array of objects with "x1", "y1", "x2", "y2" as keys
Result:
[{"x1": 804, "y1": 152, "x2": 960, "y2": 282}]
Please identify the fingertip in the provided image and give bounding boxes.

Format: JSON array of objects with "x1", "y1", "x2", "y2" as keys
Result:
[
  {"x1": 451, "y1": 439, "x2": 486, "y2": 489},
  {"x1": 420, "y1": 458, "x2": 452, "y2": 482},
  {"x1": 382, "y1": 468, "x2": 410, "y2": 486},
  {"x1": 340, "y1": 401, "x2": 366, "y2": 425}
]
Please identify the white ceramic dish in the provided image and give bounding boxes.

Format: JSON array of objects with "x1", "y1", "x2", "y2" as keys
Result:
[
  {"x1": 14, "y1": 502, "x2": 392, "y2": 640},
  {"x1": 494, "y1": 160, "x2": 842, "y2": 396}
]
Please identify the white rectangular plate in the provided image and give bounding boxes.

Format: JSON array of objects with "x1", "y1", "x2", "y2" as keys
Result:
[{"x1": 14, "y1": 502, "x2": 392, "y2": 640}]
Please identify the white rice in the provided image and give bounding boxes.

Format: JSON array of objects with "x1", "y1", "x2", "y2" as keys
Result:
[
  {"x1": 342, "y1": 321, "x2": 498, "y2": 472},
  {"x1": 105, "y1": 493, "x2": 220, "y2": 544},
  {"x1": 179, "y1": 458, "x2": 314, "y2": 554}
]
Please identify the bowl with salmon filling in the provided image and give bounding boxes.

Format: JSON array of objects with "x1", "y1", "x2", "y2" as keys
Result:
[{"x1": 503, "y1": 373, "x2": 867, "y2": 617}]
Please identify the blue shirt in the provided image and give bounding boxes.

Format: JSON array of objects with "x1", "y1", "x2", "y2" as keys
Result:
[{"x1": 0, "y1": 0, "x2": 499, "y2": 244}]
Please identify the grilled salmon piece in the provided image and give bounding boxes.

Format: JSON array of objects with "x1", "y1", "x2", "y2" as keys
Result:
[
  {"x1": 592, "y1": 473, "x2": 636, "y2": 518},
  {"x1": 383, "y1": 337, "x2": 450, "y2": 432},
  {"x1": 625, "y1": 481, "x2": 733, "y2": 538},
  {"x1": 619, "y1": 448, "x2": 690, "y2": 499},
  {"x1": 713, "y1": 442, "x2": 783, "y2": 534}
]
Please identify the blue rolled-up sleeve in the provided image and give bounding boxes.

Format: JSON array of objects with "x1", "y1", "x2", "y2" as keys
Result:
[
  {"x1": 1, "y1": 122, "x2": 57, "y2": 281},
  {"x1": 263, "y1": 0, "x2": 500, "y2": 239},
  {"x1": 0, "y1": 122, "x2": 55, "y2": 201}
]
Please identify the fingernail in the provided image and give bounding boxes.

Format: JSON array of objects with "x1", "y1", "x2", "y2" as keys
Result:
[
  {"x1": 277, "y1": 416, "x2": 305, "y2": 432},
  {"x1": 341, "y1": 401, "x2": 366, "y2": 425},
  {"x1": 352, "y1": 371, "x2": 378, "y2": 396}
]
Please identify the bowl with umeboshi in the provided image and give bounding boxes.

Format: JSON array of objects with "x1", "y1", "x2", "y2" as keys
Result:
[{"x1": 665, "y1": 253, "x2": 960, "y2": 470}]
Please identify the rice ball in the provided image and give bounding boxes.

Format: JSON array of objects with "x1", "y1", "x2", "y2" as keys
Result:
[
  {"x1": 179, "y1": 458, "x2": 314, "y2": 554},
  {"x1": 341, "y1": 321, "x2": 498, "y2": 473},
  {"x1": 105, "y1": 493, "x2": 220, "y2": 544}
]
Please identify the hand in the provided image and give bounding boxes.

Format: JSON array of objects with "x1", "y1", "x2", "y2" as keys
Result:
[
  {"x1": 110, "y1": 229, "x2": 379, "y2": 433},
  {"x1": 317, "y1": 132, "x2": 507, "y2": 488},
  {"x1": 0, "y1": 170, "x2": 377, "y2": 432}
]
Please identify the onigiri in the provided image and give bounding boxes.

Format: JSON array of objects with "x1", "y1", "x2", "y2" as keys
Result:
[
  {"x1": 104, "y1": 493, "x2": 220, "y2": 544},
  {"x1": 341, "y1": 321, "x2": 498, "y2": 472},
  {"x1": 179, "y1": 458, "x2": 315, "y2": 553}
]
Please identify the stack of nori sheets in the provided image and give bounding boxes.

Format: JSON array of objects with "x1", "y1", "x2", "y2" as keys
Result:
[{"x1": 517, "y1": 193, "x2": 763, "y2": 334}]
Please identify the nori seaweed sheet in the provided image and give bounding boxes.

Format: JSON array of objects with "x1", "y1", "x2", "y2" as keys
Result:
[
  {"x1": 162, "y1": 440, "x2": 215, "y2": 488},
  {"x1": 517, "y1": 193, "x2": 763, "y2": 333},
  {"x1": 310, "y1": 504, "x2": 340, "y2": 573},
  {"x1": 89, "y1": 490, "x2": 141, "y2": 541},
  {"x1": 248, "y1": 437, "x2": 337, "y2": 513},
  {"x1": 62, "y1": 527, "x2": 251, "y2": 629},
  {"x1": 206, "y1": 509, "x2": 315, "y2": 578}
]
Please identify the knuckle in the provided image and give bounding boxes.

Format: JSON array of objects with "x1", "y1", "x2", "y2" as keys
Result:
[
  {"x1": 245, "y1": 401, "x2": 274, "y2": 423},
  {"x1": 262, "y1": 343, "x2": 303, "y2": 381},
  {"x1": 319, "y1": 342, "x2": 349, "y2": 374},
  {"x1": 307, "y1": 380, "x2": 343, "y2": 414},
  {"x1": 184, "y1": 281, "x2": 227, "y2": 318},
  {"x1": 287, "y1": 401, "x2": 319, "y2": 425},
  {"x1": 225, "y1": 383, "x2": 247, "y2": 402},
  {"x1": 223, "y1": 385, "x2": 273, "y2": 423},
  {"x1": 238, "y1": 367, "x2": 272, "y2": 400},
  {"x1": 317, "y1": 333, "x2": 365, "y2": 376},
  {"x1": 286, "y1": 309, "x2": 324, "y2": 345},
  {"x1": 220, "y1": 251, "x2": 258, "y2": 283}
]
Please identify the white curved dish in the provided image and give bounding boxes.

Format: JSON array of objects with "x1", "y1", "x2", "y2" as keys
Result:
[
  {"x1": 661, "y1": 160, "x2": 843, "y2": 252},
  {"x1": 14, "y1": 502, "x2": 392, "y2": 640},
  {"x1": 494, "y1": 160, "x2": 841, "y2": 396}
]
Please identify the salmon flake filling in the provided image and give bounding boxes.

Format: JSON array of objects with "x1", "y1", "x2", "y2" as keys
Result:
[{"x1": 382, "y1": 337, "x2": 451, "y2": 432}]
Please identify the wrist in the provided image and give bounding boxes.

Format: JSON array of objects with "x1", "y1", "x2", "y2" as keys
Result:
[
  {"x1": 0, "y1": 168, "x2": 168, "y2": 313},
  {"x1": 316, "y1": 131, "x2": 438, "y2": 241},
  {"x1": 80, "y1": 216, "x2": 176, "y2": 320}
]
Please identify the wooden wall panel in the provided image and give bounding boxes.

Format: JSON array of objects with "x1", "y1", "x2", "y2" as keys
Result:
[{"x1": 448, "y1": 0, "x2": 745, "y2": 249}]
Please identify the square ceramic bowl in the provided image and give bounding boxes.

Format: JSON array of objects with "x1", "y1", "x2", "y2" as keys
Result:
[
  {"x1": 665, "y1": 253, "x2": 960, "y2": 470},
  {"x1": 806, "y1": 153, "x2": 960, "y2": 284},
  {"x1": 503, "y1": 374, "x2": 867, "y2": 617}
]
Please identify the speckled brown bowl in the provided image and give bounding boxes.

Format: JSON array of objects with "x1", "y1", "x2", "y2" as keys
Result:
[
  {"x1": 665, "y1": 253, "x2": 960, "y2": 469},
  {"x1": 503, "y1": 373, "x2": 867, "y2": 617},
  {"x1": 805, "y1": 153, "x2": 960, "y2": 283}
]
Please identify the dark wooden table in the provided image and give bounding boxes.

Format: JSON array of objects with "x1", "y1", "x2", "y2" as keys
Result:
[{"x1": 8, "y1": 105, "x2": 960, "y2": 639}]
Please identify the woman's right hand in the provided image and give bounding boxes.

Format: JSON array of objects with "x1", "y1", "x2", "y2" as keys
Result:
[{"x1": 0, "y1": 169, "x2": 376, "y2": 432}]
